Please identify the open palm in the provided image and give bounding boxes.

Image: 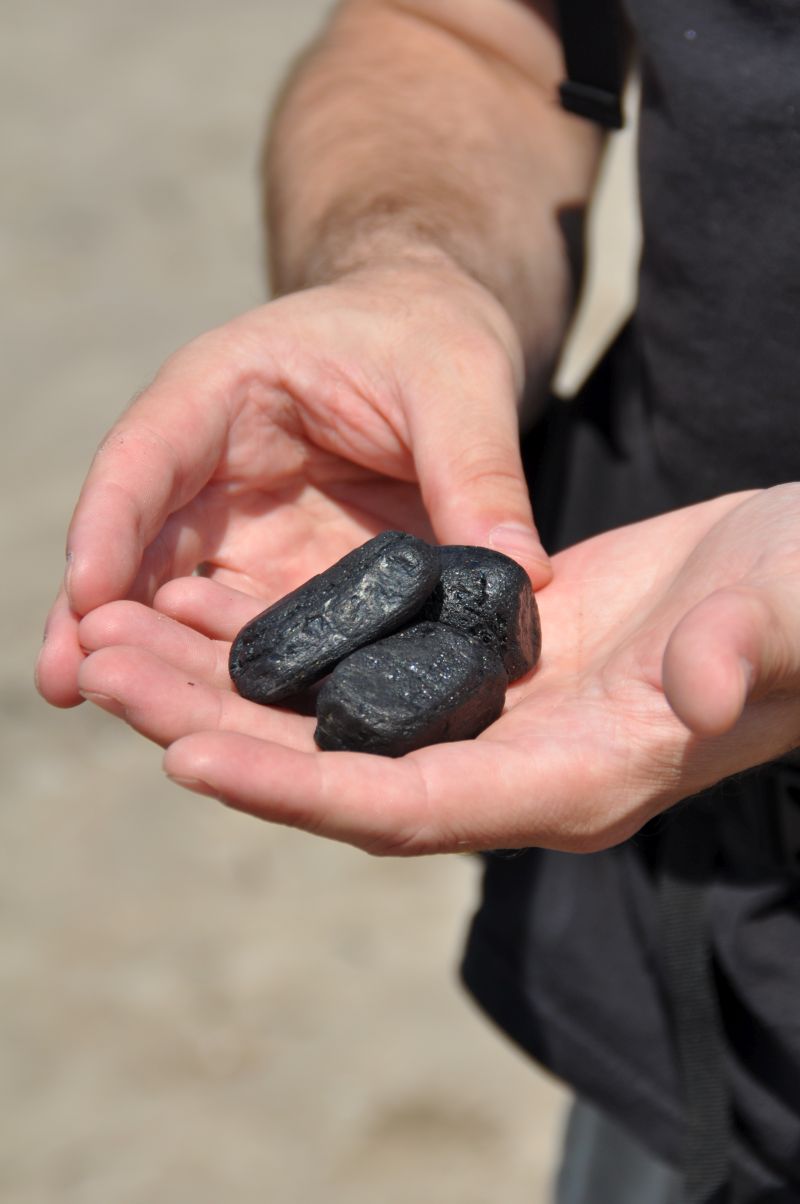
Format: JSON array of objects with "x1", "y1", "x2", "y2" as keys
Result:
[
  {"x1": 37, "y1": 266, "x2": 547, "y2": 708},
  {"x1": 76, "y1": 486, "x2": 800, "y2": 855}
]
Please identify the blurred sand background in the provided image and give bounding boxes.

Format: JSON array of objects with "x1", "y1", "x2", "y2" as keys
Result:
[{"x1": 2, "y1": 3, "x2": 638, "y2": 1201}]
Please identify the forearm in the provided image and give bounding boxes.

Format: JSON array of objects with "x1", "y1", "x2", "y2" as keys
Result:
[{"x1": 263, "y1": 0, "x2": 602, "y2": 368}]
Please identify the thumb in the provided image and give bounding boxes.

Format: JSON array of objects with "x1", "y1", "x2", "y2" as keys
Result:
[
  {"x1": 663, "y1": 583, "x2": 800, "y2": 737},
  {"x1": 409, "y1": 361, "x2": 552, "y2": 589}
]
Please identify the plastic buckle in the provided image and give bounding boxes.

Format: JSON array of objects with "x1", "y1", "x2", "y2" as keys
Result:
[{"x1": 559, "y1": 80, "x2": 624, "y2": 130}]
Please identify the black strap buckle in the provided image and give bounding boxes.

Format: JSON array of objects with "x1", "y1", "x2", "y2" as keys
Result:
[
  {"x1": 554, "y1": 0, "x2": 628, "y2": 130},
  {"x1": 559, "y1": 80, "x2": 624, "y2": 130}
]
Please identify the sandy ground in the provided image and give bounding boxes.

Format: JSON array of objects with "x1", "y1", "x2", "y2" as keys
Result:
[{"x1": 3, "y1": 4, "x2": 638, "y2": 1201}]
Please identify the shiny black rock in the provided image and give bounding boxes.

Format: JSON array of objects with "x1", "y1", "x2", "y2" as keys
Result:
[
  {"x1": 314, "y1": 621, "x2": 507, "y2": 757},
  {"x1": 229, "y1": 531, "x2": 439, "y2": 705},
  {"x1": 419, "y1": 545, "x2": 540, "y2": 681}
]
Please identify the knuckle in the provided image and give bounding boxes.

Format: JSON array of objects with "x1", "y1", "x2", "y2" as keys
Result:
[{"x1": 449, "y1": 442, "x2": 524, "y2": 495}]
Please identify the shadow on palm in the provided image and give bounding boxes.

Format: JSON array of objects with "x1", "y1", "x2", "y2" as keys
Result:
[{"x1": 130, "y1": 445, "x2": 434, "y2": 608}]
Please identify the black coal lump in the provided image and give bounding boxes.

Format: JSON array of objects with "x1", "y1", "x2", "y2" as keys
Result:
[
  {"x1": 229, "y1": 531, "x2": 440, "y2": 705},
  {"x1": 419, "y1": 545, "x2": 540, "y2": 680},
  {"x1": 314, "y1": 621, "x2": 507, "y2": 757}
]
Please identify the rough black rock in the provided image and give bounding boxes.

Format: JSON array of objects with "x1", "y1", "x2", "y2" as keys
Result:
[
  {"x1": 229, "y1": 531, "x2": 440, "y2": 704},
  {"x1": 314, "y1": 621, "x2": 507, "y2": 757},
  {"x1": 419, "y1": 545, "x2": 540, "y2": 680}
]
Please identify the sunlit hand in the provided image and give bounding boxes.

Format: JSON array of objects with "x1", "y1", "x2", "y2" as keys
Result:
[
  {"x1": 36, "y1": 260, "x2": 550, "y2": 708},
  {"x1": 73, "y1": 485, "x2": 800, "y2": 855}
]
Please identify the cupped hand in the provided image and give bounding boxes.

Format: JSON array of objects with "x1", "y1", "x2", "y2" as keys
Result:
[
  {"x1": 36, "y1": 259, "x2": 550, "y2": 707},
  {"x1": 73, "y1": 485, "x2": 800, "y2": 854}
]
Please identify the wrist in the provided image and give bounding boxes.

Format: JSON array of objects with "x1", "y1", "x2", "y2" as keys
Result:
[{"x1": 314, "y1": 246, "x2": 526, "y2": 392}]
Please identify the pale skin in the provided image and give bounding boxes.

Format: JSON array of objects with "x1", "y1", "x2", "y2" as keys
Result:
[{"x1": 36, "y1": 0, "x2": 800, "y2": 854}]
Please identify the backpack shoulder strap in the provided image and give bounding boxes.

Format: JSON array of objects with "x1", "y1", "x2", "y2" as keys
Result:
[{"x1": 554, "y1": 0, "x2": 628, "y2": 128}]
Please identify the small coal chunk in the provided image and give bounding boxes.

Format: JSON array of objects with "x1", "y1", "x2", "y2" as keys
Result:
[
  {"x1": 314, "y1": 621, "x2": 507, "y2": 757},
  {"x1": 229, "y1": 532, "x2": 439, "y2": 704},
  {"x1": 419, "y1": 545, "x2": 540, "y2": 680}
]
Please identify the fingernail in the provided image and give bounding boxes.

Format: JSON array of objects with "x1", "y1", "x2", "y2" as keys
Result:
[
  {"x1": 79, "y1": 689, "x2": 126, "y2": 718},
  {"x1": 166, "y1": 774, "x2": 226, "y2": 802},
  {"x1": 489, "y1": 523, "x2": 549, "y2": 567}
]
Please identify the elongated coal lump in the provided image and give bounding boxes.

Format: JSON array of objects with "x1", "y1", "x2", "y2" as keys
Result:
[
  {"x1": 229, "y1": 531, "x2": 439, "y2": 704},
  {"x1": 314, "y1": 621, "x2": 507, "y2": 757},
  {"x1": 420, "y1": 545, "x2": 540, "y2": 680}
]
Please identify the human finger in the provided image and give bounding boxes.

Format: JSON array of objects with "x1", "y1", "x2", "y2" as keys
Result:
[
  {"x1": 35, "y1": 586, "x2": 85, "y2": 708},
  {"x1": 163, "y1": 731, "x2": 462, "y2": 854},
  {"x1": 78, "y1": 601, "x2": 233, "y2": 690},
  {"x1": 663, "y1": 582, "x2": 800, "y2": 737},
  {"x1": 77, "y1": 645, "x2": 312, "y2": 751},
  {"x1": 153, "y1": 577, "x2": 267, "y2": 640},
  {"x1": 409, "y1": 339, "x2": 552, "y2": 588},
  {"x1": 64, "y1": 325, "x2": 259, "y2": 616},
  {"x1": 161, "y1": 723, "x2": 657, "y2": 856}
]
